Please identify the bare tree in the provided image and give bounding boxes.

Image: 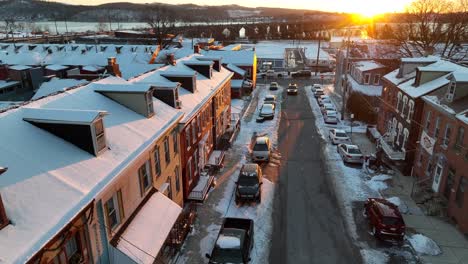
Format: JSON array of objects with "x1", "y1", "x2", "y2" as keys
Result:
[
  {"x1": 143, "y1": 5, "x2": 176, "y2": 47},
  {"x1": 4, "y1": 17, "x2": 16, "y2": 40},
  {"x1": 394, "y1": 0, "x2": 468, "y2": 59}
]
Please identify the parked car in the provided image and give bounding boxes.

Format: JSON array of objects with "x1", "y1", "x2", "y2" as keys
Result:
[
  {"x1": 314, "y1": 89, "x2": 325, "y2": 98},
  {"x1": 291, "y1": 70, "x2": 312, "y2": 77},
  {"x1": 252, "y1": 136, "x2": 271, "y2": 162},
  {"x1": 364, "y1": 198, "x2": 406, "y2": 244},
  {"x1": 206, "y1": 218, "x2": 254, "y2": 264},
  {"x1": 337, "y1": 144, "x2": 363, "y2": 164},
  {"x1": 321, "y1": 103, "x2": 336, "y2": 114},
  {"x1": 318, "y1": 95, "x2": 331, "y2": 106},
  {"x1": 264, "y1": 95, "x2": 277, "y2": 108},
  {"x1": 269, "y1": 82, "x2": 279, "y2": 91},
  {"x1": 328, "y1": 129, "x2": 350, "y2": 145},
  {"x1": 324, "y1": 110, "x2": 339, "y2": 124},
  {"x1": 259, "y1": 103, "x2": 275, "y2": 120},
  {"x1": 260, "y1": 70, "x2": 286, "y2": 78},
  {"x1": 235, "y1": 164, "x2": 263, "y2": 204},
  {"x1": 312, "y1": 84, "x2": 322, "y2": 92},
  {"x1": 242, "y1": 80, "x2": 253, "y2": 88},
  {"x1": 287, "y1": 83, "x2": 298, "y2": 95}
]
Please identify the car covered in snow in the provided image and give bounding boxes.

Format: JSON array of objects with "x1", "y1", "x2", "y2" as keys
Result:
[
  {"x1": 259, "y1": 103, "x2": 275, "y2": 120},
  {"x1": 337, "y1": 144, "x2": 363, "y2": 164},
  {"x1": 312, "y1": 84, "x2": 322, "y2": 92},
  {"x1": 318, "y1": 95, "x2": 332, "y2": 107},
  {"x1": 328, "y1": 129, "x2": 350, "y2": 145},
  {"x1": 252, "y1": 136, "x2": 271, "y2": 162},
  {"x1": 364, "y1": 198, "x2": 406, "y2": 244},
  {"x1": 235, "y1": 164, "x2": 263, "y2": 204},
  {"x1": 314, "y1": 89, "x2": 325, "y2": 98},
  {"x1": 287, "y1": 83, "x2": 298, "y2": 95},
  {"x1": 263, "y1": 95, "x2": 277, "y2": 108},
  {"x1": 206, "y1": 217, "x2": 254, "y2": 264},
  {"x1": 321, "y1": 103, "x2": 336, "y2": 114},
  {"x1": 269, "y1": 82, "x2": 279, "y2": 90},
  {"x1": 324, "y1": 110, "x2": 339, "y2": 124},
  {"x1": 291, "y1": 70, "x2": 312, "y2": 78}
]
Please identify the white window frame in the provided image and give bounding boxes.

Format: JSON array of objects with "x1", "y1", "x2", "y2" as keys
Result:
[
  {"x1": 425, "y1": 111, "x2": 432, "y2": 131},
  {"x1": 402, "y1": 128, "x2": 409, "y2": 151},
  {"x1": 187, "y1": 158, "x2": 193, "y2": 184},
  {"x1": 401, "y1": 96, "x2": 408, "y2": 119},
  {"x1": 138, "y1": 160, "x2": 152, "y2": 195},
  {"x1": 105, "y1": 192, "x2": 122, "y2": 230},
  {"x1": 407, "y1": 100, "x2": 414, "y2": 123},
  {"x1": 364, "y1": 73, "x2": 371, "y2": 84},
  {"x1": 185, "y1": 126, "x2": 191, "y2": 150},
  {"x1": 446, "y1": 81, "x2": 456, "y2": 102},
  {"x1": 396, "y1": 123, "x2": 403, "y2": 146},
  {"x1": 191, "y1": 121, "x2": 197, "y2": 144},
  {"x1": 443, "y1": 123, "x2": 452, "y2": 147},
  {"x1": 396, "y1": 92, "x2": 402, "y2": 113},
  {"x1": 433, "y1": 162, "x2": 444, "y2": 187},
  {"x1": 373, "y1": 74, "x2": 380, "y2": 85},
  {"x1": 434, "y1": 116, "x2": 440, "y2": 138}
]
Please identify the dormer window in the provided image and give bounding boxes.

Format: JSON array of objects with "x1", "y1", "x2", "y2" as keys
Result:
[
  {"x1": 146, "y1": 91, "x2": 155, "y2": 117},
  {"x1": 94, "y1": 84, "x2": 155, "y2": 117},
  {"x1": 364, "y1": 73, "x2": 371, "y2": 84},
  {"x1": 446, "y1": 81, "x2": 456, "y2": 102},
  {"x1": 94, "y1": 119, "x2": 107, "y2": 153}
]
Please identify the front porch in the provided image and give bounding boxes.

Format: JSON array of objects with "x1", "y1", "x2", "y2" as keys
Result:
[{"x1": 379, "y1": 137, "x2": 406, "y2": 161}]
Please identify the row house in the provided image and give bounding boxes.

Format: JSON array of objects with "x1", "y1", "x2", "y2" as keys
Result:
[
  {"x1": 0, "y1": 76, "x2": 186, "y2": 264},
  {"x1": 378, "y1": 56, "x2": 466, "y2": 174},
  {"x1": 343, "y1": 60, "x2": 388, "y2": 123},
  {"x1": 413, "y1": 77, "x2": 468, "y2": 233},
  {"x1": 131, "y1": 54, "x2": 233, "y2": 201}
]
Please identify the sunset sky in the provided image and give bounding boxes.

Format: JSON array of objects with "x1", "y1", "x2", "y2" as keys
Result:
[{"x1": 53, "y1": 0, "x2": 415, "y2": 16}]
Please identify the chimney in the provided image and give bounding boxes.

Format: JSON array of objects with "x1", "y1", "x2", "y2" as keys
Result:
[
  {"x1": 0, "y1": 167, "x2": 9, "y2": 230},
  {"x1": 194, "y1": 45, "x2": 200, "y2": 54},
  {"x1": 106, "y1": 57, "x2": 122, "y2": 77},
  {"x1": 166, "y1": 54, "x2": 176, "y2": 66}
]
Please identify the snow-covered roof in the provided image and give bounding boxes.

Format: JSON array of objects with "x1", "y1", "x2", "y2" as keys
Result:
[
  {"x1": 354, "y1": 60, "x2": 385, "y2": 72},
  {"x1": 0, "y1": 101, "x2": 20, "y2": 111},
  {"x1": 254, "y1": 40, "x2": 330, "y2": 60},
  {"x1": 0, "y1": 80, "x2": 19, "y2": 89},
  {"x1": 45, "y1": 64, "x2": 68, "y2": 71},
  {"x1": 226, "y1": 63, "x2": 246, "y2": 76},
  {"x1": 231, "y1": 79, "x2": 244, "y2": 88},
  {"x1": 203, "y1": 50, "x2": 255, "y2": 66},
  {"x1": 399, "y1": 74, "x2": 450, "y2": 98},
  {"x1": 23, "y1": 108, "x2": 107, "y2": 124},
  {"x1": 347, "y1": 74, "x2": 382, "y2": 96},
  {"x1": 81, "y1": 65, "x2": 103, "y2": 72},
  {"x1": 456, "y1": 110, "x2": 468, "y2": 124},
  {"x1": 0, "y1": 76, "x2": 183, "y2": 263},
  {"x1": 115, "y1": 192, "x2": 182, "y2": 264},
  {"x1": 32, "y1": 78, "x2": 88, "y2": 100},
  {"x1": 93, "y1": 83, "x2": 152, "y2": 93},
  {"x1": 401, "y1": 56, "x2": 439, "y2": 63},
  {"x1": 132, "y1": 54, "x2": 234, "y2": 123},
  {"x1": 8, "y1": 65, "x2": 31, "y2": 71},
  {"x1": 452, "y1": 72, "x2": 468, "y2": 82},
  {"x1": 383, "y1": 68, "x2": 416, "y2": 86}
]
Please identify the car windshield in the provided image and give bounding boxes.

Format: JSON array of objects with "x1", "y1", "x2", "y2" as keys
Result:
[
  {"x1": 336, "y1": 132, "x2": 347, "y2": 137},
  {"x1": 382, "y1": 217, "x2": 403, "y2": 226},
  {"x1": 238, "y1": 176, "x2": 259, "y2": 186},
  {"x1": 253, "y1": 143, "x2": 268, "y2": 151},
  {"x1": 348, "y1": 148, "x2": 361, "y2": 154}
]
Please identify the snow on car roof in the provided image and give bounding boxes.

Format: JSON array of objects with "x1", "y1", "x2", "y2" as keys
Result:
[
  {"x1": 256, "y1": 136, "x2": 269, "y2": 144},
  {"x1": 216, "y1": 234, "x2": 241, "y2": 249},
  {"x1": 334, "y1": 129, "x2": 346, "y2": 133}
]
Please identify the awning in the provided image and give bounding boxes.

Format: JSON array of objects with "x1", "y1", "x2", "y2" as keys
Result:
[{"x1": 116, "y1": 192, "x2": 182, "y2": 264}]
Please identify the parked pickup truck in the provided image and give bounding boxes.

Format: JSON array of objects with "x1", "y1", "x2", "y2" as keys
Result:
[{"x1": 206, "y1": 218, "x2": 255, "y2": 264}]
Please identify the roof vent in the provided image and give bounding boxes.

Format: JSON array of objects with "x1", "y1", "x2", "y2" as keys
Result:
[
  {"x1": 23, "y1": 108, "x2": 108, "y2": 156},
  {"x1": 184, "y1": 60, "x2": 213, "y2": 78},
  {"x1": 94, "y1": 83, "x2": 156, "y2": 117},
  {"x1": 161, "y1": 71, "x2": 197, "y2": 93}
]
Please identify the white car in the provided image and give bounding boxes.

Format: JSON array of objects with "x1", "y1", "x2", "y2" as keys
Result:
[
  {"x1": 321, "y1": 103, "x2": 336, "y2": 114},
  {"x1": 337, "y1": 144, "x2": 363, "y2": 164},
  {"x1": 324, "y1": 110, "x2": 339, "y2": 124},
  {"x1": 318, "y1": 95, "x2": 330, "y2": 105},
  {"x1": 259, "y1": 103, "x2": 275, "y2": 119},
  {"x1": 314, "y1": 89, "x2": 325, "y2": 98},
  {"x1": 264, "y1": 95, "x2": 277, "y2": 108},
  {"x1": 319, "y1": 98, "x2": 333, "y2": 107},
  {"x1": 269, "y1": 82, "x2": 279, "y2": 90},
  {"x1": 312, "y1": 84, "x2": 322, "y2": 91},
  {"x1": 252, "y1": 136, "x2": 271, "y2": 162},
  {"x1": 329, "y1": 129, "x2": 350, "y2": 145}
]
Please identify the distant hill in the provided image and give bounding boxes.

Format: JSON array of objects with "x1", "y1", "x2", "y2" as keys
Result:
[{"x1": 0, "y1": 0, "x2": 340, "y2": 22}]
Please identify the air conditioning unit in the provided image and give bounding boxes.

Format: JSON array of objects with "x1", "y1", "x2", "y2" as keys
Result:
[{"x1": 175, "y1": 100, "x2": 182, "y2": 109}]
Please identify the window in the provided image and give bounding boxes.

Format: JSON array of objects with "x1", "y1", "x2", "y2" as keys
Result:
[
  {"x1": 364, "y1": 73, "x2": 371, "y2": 84},
  {"x1": 402, "y1": 128, "x2": 409, "y2": 150},
  {"x1": 193, "y1": 150, "x2": 199, "y2": 176},
  {"x1": 401, "y1": 96, "x2": 408, "y2": 118},
  {"x1": 175, "y1": 166, "x2": 181, "y2": 192},
  {"x1": 455, "y1": 127, "x2": 465, "y2": 151},
  {"x1": 153, "y1": 146, "x2": 161, "y2": 176},
  {"x1": 426, "y1": 159, "x2": 433, "y2": 176},
  {"x1": 197, "y1": 116, "x2": 202, "y2": 135},
  {"x1": 187, "y1": 159, "x2": 193, "y2": 183},
  {"x1": 185, "y1": 126, "x2": 191, "y2": 150},
  {"x1": 407, "y1": 100, "x2": 414, "y2": 122},
  {"x1": 146, "y1": 92, "x2": 154, "y2": 116},
  {"x1": 433, "y1": 162, "x2": 443, "y2": 191},
  {"x1": 456, "y1": 177, "x2": 467, "y2": 208},
  {"x1": 425, "y1": 111, "x2": 432, "y2": 131},
  {"x1": 64, "y1": 234, "x2": 78, "y2": 260},
  {"x1": 444, "y1": 168, "x2": 455, "y2": 199},
  {"x1": 396, "y1": 123, "x2": 403, "y2": 146},
  {"x1": 434, "y1": 116, "x2": 440, "y2": 138},
  {"x1": 192, "y1": 121, "x2": 197, "y2": 143},
  {"x1": 164, "y1": 137, "x2": 170, "y2": 164},
  {"x1": 167, "y1": 178, "x2": 173, "y2": 200},
  {"x1": 417, "y1": 148, "x2": 423, "y2": 167},
  {"x1": 443, "y1": 123, "x2": 452, "y2": 147},
  {"x1": 94, "y1": 119, "x2": 106, "y2": 153},
  {"x1": 105, "y1": 190, "x2": 123, "y2": 230},
  {"x1": 396, "y1": 92, "x2": 402, "y2": 113},
  {"x1": 446, "y1": 81, "x2": 456, "y2": 102},
  {"x1": 138, "y1": 160, "x2": 152, "y2": 195},
  {"x1": 373, "y1": 74, "x2": 380, "y2": 85},
  {"x1": 172, "y1": 130, "x2": 178, "y2": 154}
]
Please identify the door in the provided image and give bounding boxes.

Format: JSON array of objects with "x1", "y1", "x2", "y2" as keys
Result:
[{"x1": 432, "y1": 162, "x2": 443, "y2": 192}]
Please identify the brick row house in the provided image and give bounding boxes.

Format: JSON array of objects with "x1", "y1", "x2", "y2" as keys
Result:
[
  {"x1": 412, "y1": 79, "x2": 468, "y2": 233},
  {"x1": 131, "y1": 54, "x2": 233, "y2": 201},
  {"x1": 0, "y1": 73, "x2": 197, "y2": 263}
]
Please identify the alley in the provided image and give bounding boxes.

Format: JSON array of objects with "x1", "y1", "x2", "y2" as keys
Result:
[{"x1": 269, "y1": 79, "x2": 362, "y2": 264}]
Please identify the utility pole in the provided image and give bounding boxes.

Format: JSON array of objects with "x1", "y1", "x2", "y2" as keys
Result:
[
  {"x1": 341, "y1": 32, "x2": 351, "y2": 120},
  {"x1": 315, "y1": 29, "x2": 322, "y2": 76}
]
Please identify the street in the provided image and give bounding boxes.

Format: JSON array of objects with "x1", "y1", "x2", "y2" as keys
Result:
[{"x1": 269, "y1": 79, "x2": 362, "y2": 264}]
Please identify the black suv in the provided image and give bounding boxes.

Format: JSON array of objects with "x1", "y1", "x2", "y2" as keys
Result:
[{"x1": 235, "y1": 164, "x2": 263, "y2": 204}]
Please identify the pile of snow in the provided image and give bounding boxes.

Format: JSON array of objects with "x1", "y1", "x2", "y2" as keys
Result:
[
  {"x1": 387, "y1": 197, "x2": 409, "y2": 214},
  {"x1": 408, "y1": 234, "x2": 442, "y2": 256},
  {"x1": 365, "y1": 174, "x2": 392, "y2": 193},
  {"x1": 360, "y1": 249, "x2": 389, "y2": 264}
]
